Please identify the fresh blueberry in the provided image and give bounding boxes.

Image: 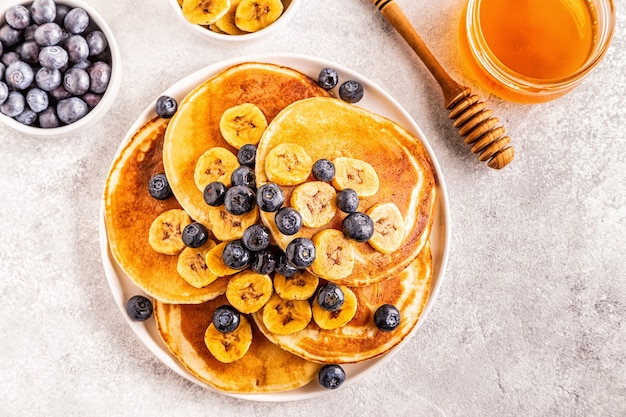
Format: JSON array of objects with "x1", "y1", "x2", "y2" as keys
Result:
[
  {"x1": 0, "y1": 82, "x2": 8, "y2": 106},
  {"x1": 312, "y1": 159, "x2": 335, "y2": 181},
  {"x1": 373, "y1": 304, "x2": 401, "y2": 332},
  {"x1": 0, "y1": 24, "x2": 22, "y2": 47},
  {"x1": 318, "y1": 67, "x2": 339, "y2": 90},
  {"x1": 182, "y1": 222, "x2": 209, "y2": 248},
  {"x1": 285, "y1": 237, "x2": 316, "y2": 268},
  {"x1": 38, "y1": 107, "x2": 59, "y2": 128},
  {"x1": 342, "y1": 212, "x2": 374, "y2": 242},
  {"x1": 237, "y1": 144, "x2": 257, "y2": 167},
  {"x1": 5, "y1": 5, "x2": 31, "y2": 30},
  {"x1": 203, "y1": 181, "x2": 227, "y2": 206},
  {"x1": 31, "y1": 0, "x2": 57, "y2": 25},
  {"x1": 250, "y1": 249, "x2": 276, "y2": 275},
  {"x1": 155, "y1": 95, "x2": 177, "y2": 118},
  {"x1": 231, "y1": 165, "x2": 256, "y2": 188},
  {"x1": 56, "y1": 97, "x2": 88, "y2": 124},
  {"x1": 212, "y1": 305, "x2": 240, "y2": 333},
  {"x1": 26, "y1": 88, "x2": 49, "y2": 113},
  {"x1": 339, "y1": 80, "x2": 364, "y2": 103},
  {"x1": 19, "y1": 41, "x2": 41, "y2": 64},
  {"x1": 72, "y1": 59, "x2": 91, "y2": 70},
  {"x1": 5, "y1": 61, "x2": 34, "y2": 90},
  {"x1": 1, "y1": 51, "x2": 20, "y2": 67},
  {"x1": 274, "y1": 207, "x2": 302, "y2": 236},
  {"x1": 256, "y1": 183, "x2": 284, "y2": 212},
  {"x1": 15, "y1": 109, "x2": 37, "y2": 126},
  {"x1": 34, "y1": 22, "x2": 63, "y2": 46},
  {"x1": 242, "y1": 224, "x2": 270, "y2": 252},
  {"x1": 39, "y1": 45, "x2": 69, "y2": 69},
  {"x1": 224, "y1": 185, "x2": 256, "y2": 215},
  {"x1": 35, "y1": 67, "x2": 62, "y2": 91},
  {"x1": 125, "y1": 295, "x2": 153, "y2": 322},
  {"x1": 50, "y1": 85, "x2": 71, "y2": 101},
  {"x1": 0, "y1": 91, "x2": 25, "y2": 117},
  {"x1": 86, "y1": 30, "x2": 108, "y2": 56},
  {"x1": 64, "y1": 8, "x2": 89, "y2": 34},
  {"x1": 54, "y1": 4, "x2": 71, "y2": 26},
  {"x1": 336, "y1": 188, "x2": 359, "y2": 213},
  {"x1": 317, "y1": 283, "x2": 344, "y2": 311},
  {"x1": 81, "y1": 92, "x2": 102, "y2": 109},
  {"x1": 148, "y1": 173, "x2": 172, "y2": 200},
  {"x1": 275, "y1": 250, "x2": 298, "y2": 277},
  {"x1": 318, "y1": 364, "x2": 346, "y2": 389},
  {"x1": 65, "y1": 35, "x2": 89, "y2": 63},
  {"x1": 24, "y1": 24, "x2": 39, "y2": 42},
  {"x1": 63, "y1": 67, "x2": 90, "y2": 95},
  {"x1": 222, "y1": 239, "x2": 250, "y2": 270},
  {"x1": 87, "y1": 61, "x2": 111, "y2": 93}
]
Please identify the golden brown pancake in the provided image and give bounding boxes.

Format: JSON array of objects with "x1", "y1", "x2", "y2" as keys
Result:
[
  {"x1": 154, "y1": 295, "x2": 322, "y2": 393},
  {"x1": 252, "y1": 244, "x2": 432, "y2": 364},
  {"x1": 255, "y1": 97, "x2": 437, "y2": 286},
  {"x1": 163, "y1": 62, "x2": 331, "y2": 229},
  {"x1": 103, "y1": 117, "x2": 229, "y2": 303}
]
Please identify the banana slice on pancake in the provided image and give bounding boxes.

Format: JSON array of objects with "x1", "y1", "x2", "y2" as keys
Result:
[{"x1": 219, "y1": 103, "x2": 268, "y2": 149}]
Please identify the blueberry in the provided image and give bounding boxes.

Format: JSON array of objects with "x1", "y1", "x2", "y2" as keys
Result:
[
  {"x1": 339, "y1": 80, "x2": 364, "y2": 103},
  {"x1": 256, "y1": 183, "x2": 284, "y2": 212},
  {"x1": 35, "y1": 67, "x2": 62, "y2": 91},
  {"x1": 86, "y1": 30, "x2": 108, "y2": 56},
  {"x1": 285, "y1": 237, "x2": 316, "y2": 268},
  {"x1": 31, "y1": 0, "x2": 57, "y2": 25},
  {"x1": 24, "y1": 24, "x2": 38, "y2": 42},
  {"x1": 26, "y1": 88, "x2": 49, "y2": 113},
  {"x1": 318, "y1": 364, "x2": 346, "y2": 390},
  {"x1": 275, "y1": 250, "x2": 298, "y2": 277},
  {"x1": 5, "y1": 5, "x2": 31, "y2": 30},
  {"x1": 212, "y1": 305, "x2": 240, "y2": 333},
  {"x1": 63, "y1": 67, "x2": 90, "y2": 95},
  {"x1": 54, "y1": 4, "x2": 71, "y2": 26},
  {"x1": 317, "y1": 283, "x2": 344, "y2": 311},
  {"x1": 203, "y1": 181, "x2": 227, "y2": 206},
  {"x1": 81, "y1": 92, "x2": 102, "y2": 109},
  {"x1": 148, "y1": 173, "x2": 172, "y2": 200},
  {"x1": 56, "y1": 97, "x2": 88, "y2": 124},
  {"x1": 87, "y1": 61, "x2": 111, "y2": 94},
  {"x1": 242, "y1": 224, "x2": 270, "y2": 252},
  {"x1": 5, "y1": 61, "x2": 34, "y2": 90},
  {"x1": 222, "y1": 239, "x2": 250, "y2": 270},
  {"x1": 0, "y1": 82, "x2": 8, "y2": 106},
  {"x1": 1, "y1": 51, "x2": 20, "y2": 67},
  {"x1": 19, "y1": 41, "x2": 41, "y2": 64},
  {"x1": 312, "y1": 159, "x2": 335, "y2": 181},
  {"x1": 182, "y1": 222, "x2": 209, "y2": 248},
  {"x1": 342, "y1": 212, "x2": 374, "y2": 242},
  {"x1": 224, "y1": 185, "x2": 256, "y2": 215},
  {"x1": 274, "y1": 207, "x2": 302, "y2": 235},
  {"x1": 336, "y1": 188, "x2": 359, "y2": 213},
  {"x1": 237, "y1": 144, "x2": 257, "y2": 167},
  {"x1": 34, "y1": 22, "x2": 63, "y2": 46},
  {"x1": 64, "y1": 8, "x2": 89, "y2": 34},
  {"x1": 125, "y1": 295, "x2": 153, "y2": 322},
  {"x1": 231, "y1": 165, "x2": 256, "y2": 188},
  {"x1": 39, "y1": 45, "x2": 68, "y2": 69},
  {"x1": 0, "y1": 91, "x2": 25, "y2": 117},
  {"x1": 15, "y1": 109, "x2": 37, "y2": 126},
  {"x1": 65, "y1": 35, "x2": 89, "y2": 63},
  {"x1": 373, "y1": 304, "x2": 401, "y2": 332},
  {"x1": 250, "y1": 249, "x2": 276, "y2": 275},
  {"x1": 0, "y1": 24, "x2": 22, "y2": 47},
  {"x1": 50, "y1": 85, "x2": 71, "y2": 101},
  {"x1": 38, "y1": 107, "x2": 59, "y2": 128},
  {"x1": 318, "y1": 67, "x2": 339, "y2": 90},
  {"x1": 155, "y1": 95, "x2": 177, "y2": 118}
]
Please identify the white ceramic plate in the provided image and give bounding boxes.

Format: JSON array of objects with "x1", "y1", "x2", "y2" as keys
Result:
[{"x1": 99, "y1": 53, "x2": 450, "y2": 402}]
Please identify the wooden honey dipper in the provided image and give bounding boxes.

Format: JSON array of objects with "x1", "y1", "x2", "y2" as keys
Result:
[{"x1": 371, "y1": 0, "x2": 514, "y2": 169}]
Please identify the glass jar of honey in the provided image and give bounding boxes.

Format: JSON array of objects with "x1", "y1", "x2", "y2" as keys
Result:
[{"x1": 460, "y1": 0, "x2": 615, "y2": 103}]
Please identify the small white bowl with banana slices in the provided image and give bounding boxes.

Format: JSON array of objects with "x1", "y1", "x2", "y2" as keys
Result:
[{"x1": 169, "y1": 0, "x2": 300, "y2": 45}]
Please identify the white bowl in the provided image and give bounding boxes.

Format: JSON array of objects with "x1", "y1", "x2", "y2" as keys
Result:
[
  {"x1": 0, "y1": 0, "x2": 121, "y2": 137},
  {"x1": 169, "y1": 0, "x2": 300, "y2": 45}
]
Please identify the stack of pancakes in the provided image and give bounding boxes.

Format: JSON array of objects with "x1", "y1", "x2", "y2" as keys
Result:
[{"x1": 103, "y1": 62, "x2": 437, "y2": 394}]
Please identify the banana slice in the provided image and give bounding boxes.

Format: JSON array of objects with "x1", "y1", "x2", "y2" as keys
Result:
[
  {"x1": 182, "y1": 0, "x2": 231, "y2": 25},
  {"x1": 194, "y1": 147, "x2": 239, "y2": 192},
  {"x1": 312, "y1": 285, "x2": 357, "y2": 330},
  {"x1": 205, "y1": 241, "x2": 241, "y2": 277},
  {"x1": 235, "y1": 0, "x2": 284, "y2": 33},
  {"x1": 366, "y1": 202, "x2": 406, "y2": 254},
  {"x1": 204, "y1": 314, "x2": 253, "y2": 363},
  {"x1": 262, "y1": 294, "x2": 312, "y2": 335},
  {"x1": 264, "y1": 143, "x2": 313, "y2": 186},
  {"x1": 310, "y1": 229, "x2": 354, "y2": 281},
  {"x1": 219, "y1": 103, "x2": 268, "y2": 149},
  {"x1": 207, "y1": 205, "x2": 259, "y2": 241},
  {"x1": 290, "y1": 181, "x2": 338, "y2": 228},
  {"x1": 226, "y1": 270, "x2": 274, "y2": 313},
  {"x1": 273, "y1": 270, "x2": 319, "y2": 301},
  {"x1": 177, "y1": 240, "x2": 218, "y2": 288},
  {"x1": 332, "y1": 157, "x2": 380, "y2": 197},
  {"x1": 148, "y1": 209, "x2": 192, "y2": 255}
]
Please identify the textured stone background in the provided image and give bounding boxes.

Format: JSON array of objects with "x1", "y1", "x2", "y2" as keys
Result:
[{"x1": 1, "y1": 0, "x2": 624, "y2": 416}]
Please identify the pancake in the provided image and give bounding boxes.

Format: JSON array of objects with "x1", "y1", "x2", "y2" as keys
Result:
[
  {"x1": 252, "y1": 244, "x2": 432, "y2": 364},
  {"x1": 103, "y1": 117, "x2": 229, "y2": 303},
  {"x1": 154, "y1": 295, "x2": 322, "y2": 393},
  {"x1": 255, "y1": 97, "x2": 437, "y2": 286},
  {"x1": 163, "y1": 62, "x2": 331, "y2": 229}
]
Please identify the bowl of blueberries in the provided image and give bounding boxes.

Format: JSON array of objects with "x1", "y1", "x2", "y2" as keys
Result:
[{"x1": 0, "y1": 0, "x2": 121, "y2": 136}]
